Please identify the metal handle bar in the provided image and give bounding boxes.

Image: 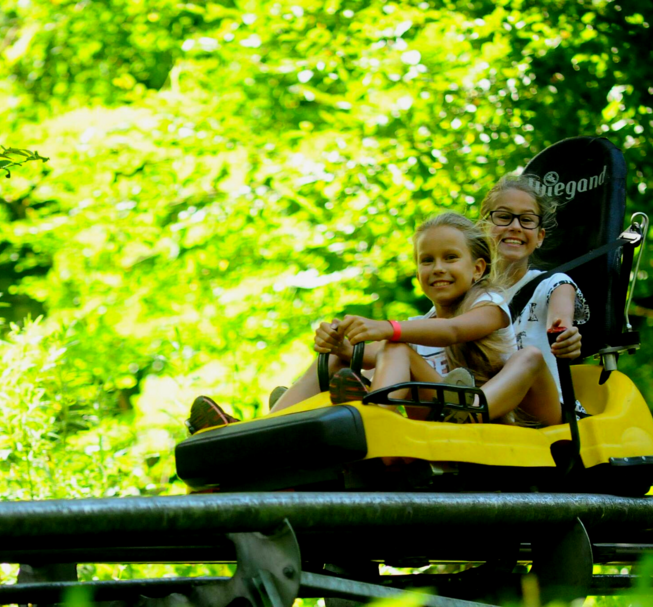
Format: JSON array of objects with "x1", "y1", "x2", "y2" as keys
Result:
[{"x1": 624, "y1": 212, "x2": 649, "y2": 331}]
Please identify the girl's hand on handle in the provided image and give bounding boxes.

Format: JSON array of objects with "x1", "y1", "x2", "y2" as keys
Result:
[
  {"x1": 549, "y1": 318, "x2": 582, "y2": 359},
  {"x1": 313, "y1": 319, "x2": 343, "y2": 353},
  {"x1": 338, "y1": 314, "x2": 393, "y2": 345}
]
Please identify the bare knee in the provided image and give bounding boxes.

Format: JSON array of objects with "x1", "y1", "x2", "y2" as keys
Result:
[
  {"x1": 514, "y1": 346, "x2": 546, "y2": 375},
  {"x1": 376, "y1": 341, "x2": 411, "y2": 363}
]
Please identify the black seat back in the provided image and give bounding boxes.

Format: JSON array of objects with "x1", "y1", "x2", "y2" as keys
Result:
[{"x1": 523, "y1": 136, "x2": 627, "y2": 359}]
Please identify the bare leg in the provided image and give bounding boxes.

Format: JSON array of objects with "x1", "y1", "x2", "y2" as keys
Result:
[
  {"x1": 481, "y1": 346, "x2": 562, "y2": 426},
  {"x1": 271, "y1": 355, "x2": 348, "y2": 413},
  {"x1": 372, "y1": 342, "x2": 445, "y2": 390},
  {"x1": 375, "y1": 344, "x2": 562, "y2": 426},
  {"x1": 372, "y1": 343, "x2": 445, "y2": 418}
]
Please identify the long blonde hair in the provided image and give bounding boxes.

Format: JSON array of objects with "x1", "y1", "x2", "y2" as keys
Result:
[{"x1": 414, "y1": 213, "x2": 513, "y2": 385}]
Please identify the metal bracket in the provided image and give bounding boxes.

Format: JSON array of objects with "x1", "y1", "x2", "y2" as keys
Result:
[
  {"x1": 618, "y1": 223, "x2": 644, "y2": 246},
  {"x1": 595, "y1": 339, "x2": 641, "y2": 384},
  {"x1": 6, "y1": 520, "x2": 301, "y2": 607},
  {"x1": 531, "y1": 517, "x2": 593, "y2": 603},
  {"x1": 190, "y1": 518, "x2": 301, "y2": 607}
]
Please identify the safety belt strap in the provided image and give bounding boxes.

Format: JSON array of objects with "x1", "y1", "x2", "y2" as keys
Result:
[{"x1": 508, "y1": 235, "x2": 635, "y2": 320}]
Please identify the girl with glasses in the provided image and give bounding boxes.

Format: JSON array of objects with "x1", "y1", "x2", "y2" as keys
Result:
[{"x1": 475, "y1": 174, "x2": 589, "y2": 425}]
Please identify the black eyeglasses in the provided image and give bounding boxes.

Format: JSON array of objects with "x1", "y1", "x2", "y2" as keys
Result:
[{"x1": 488, "y1": 210, "x2": 542, "y2": 230}]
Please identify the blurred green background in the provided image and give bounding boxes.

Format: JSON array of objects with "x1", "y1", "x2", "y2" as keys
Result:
[{"x1": 1, "y1": 0, "x2": 653, "y2": 538}]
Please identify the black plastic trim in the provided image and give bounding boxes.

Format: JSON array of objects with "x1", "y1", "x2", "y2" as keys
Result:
[
  {"x1": 175, "y1": 405, "x2": 368, "y2": 488},
  {"x1": 609, "y1": 456, "x2": 653, "y2": 467}
]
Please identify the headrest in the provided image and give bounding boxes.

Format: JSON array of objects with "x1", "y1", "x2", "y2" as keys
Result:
[{"x1": 523, "y1": 137, "x2": 627, "y2": 358}]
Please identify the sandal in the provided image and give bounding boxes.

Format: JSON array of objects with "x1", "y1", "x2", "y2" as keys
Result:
[
  {"x1": 329, "y1": 368, "x2": 369, "y2": 405},
  {"x1": 185, "y1": 395, "x2": 240, "y2": 434}
]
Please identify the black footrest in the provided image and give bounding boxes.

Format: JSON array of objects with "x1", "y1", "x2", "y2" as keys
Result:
[{"x1": 175, "y1": 406, "x2": 367, "y2": 489}]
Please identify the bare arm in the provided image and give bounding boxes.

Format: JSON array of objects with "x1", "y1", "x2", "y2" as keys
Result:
[
  {"x1": 547, "y1": 283, "x2": 582, "y2": 359},
  {"x1": 337, "y1": 305, "x2": 509, "y2": 348}
]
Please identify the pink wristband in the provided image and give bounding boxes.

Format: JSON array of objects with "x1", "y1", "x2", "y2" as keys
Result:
[{"x1": 388, "y1": 320, "x2": 402, "y2": 342}]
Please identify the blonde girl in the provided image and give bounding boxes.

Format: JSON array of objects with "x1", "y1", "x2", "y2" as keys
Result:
[
  {"x1": 327, "y1": 212, "x2": 564, "y2": 425},
  {"x1": 267, "y1": 213, "x2": 515, "y2": 419}
]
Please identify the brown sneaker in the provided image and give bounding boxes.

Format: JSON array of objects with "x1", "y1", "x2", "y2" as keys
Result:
[
  {"x1": 329, "y1": 368, "x2": 369, "y2": 405},
  {"x1": 440, "y1": 368, "x2": 477, "y2": 423},
  {"x1": 185, "y1": 395, "x2": 240, "y2": 434}
]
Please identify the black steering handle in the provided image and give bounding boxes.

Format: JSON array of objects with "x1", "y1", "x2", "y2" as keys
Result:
[{"x1": 318, "y1": 342, "x2": 365, "y2": 392}]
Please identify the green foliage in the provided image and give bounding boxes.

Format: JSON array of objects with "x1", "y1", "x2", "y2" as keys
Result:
[
  {"x1": 0, "y1": 317, "x2": 185, "y2": 500},
  {"x1": 2, "y1": 0, "x2": 653, "y2": 586},
  {"x1": 0, "y1": 145, "x2": 48, "y2": 178}
]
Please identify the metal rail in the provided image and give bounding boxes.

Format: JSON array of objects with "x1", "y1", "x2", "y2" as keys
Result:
[
  {"x1": 1, "y1": 493, "x2": 652, "y2": 542},
  {"x1": 0, "y1": 572, "x2": 648, "y2": 604},
  {"x1": 0, "y1": 574, "x2": 492, "y2": 607},
  {"x1": 1, "y1": 493, "x2": 652, "y2": 605}
]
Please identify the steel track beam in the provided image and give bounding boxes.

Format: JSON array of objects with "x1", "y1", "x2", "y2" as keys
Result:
[
  {"x1": 1, "y1": 493, "x2": 652, "y2": 545},
  {"x1": 0, "y1": 493, "x2": 651, "y2": 564}
]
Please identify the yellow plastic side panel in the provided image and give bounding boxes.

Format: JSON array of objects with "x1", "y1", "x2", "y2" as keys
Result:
[
  {"x1": 269, "y1": 393, "x2": 556, "y2": 467},
  {"x1": 358, "y1": 404, "x2": 556, "y2": 467},
  {"x1": 224, "y1": 365, "x2": 653, "y2": 470},
  {"x1": 542, "y1": 365, "x2": 653, "y2": 468}
]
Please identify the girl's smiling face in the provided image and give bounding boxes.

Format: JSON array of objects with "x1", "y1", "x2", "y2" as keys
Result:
[
  {"x1": 488, "y1": 188, "x2": 545, "y2": 268},
  {"x1": 416, "y1": 225, "x2": 486, "y2": 316}
]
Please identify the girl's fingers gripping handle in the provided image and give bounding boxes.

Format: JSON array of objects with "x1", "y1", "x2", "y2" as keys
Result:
[{"x1": 546, "y1": 325, "x2": 567, "y2": 347}]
